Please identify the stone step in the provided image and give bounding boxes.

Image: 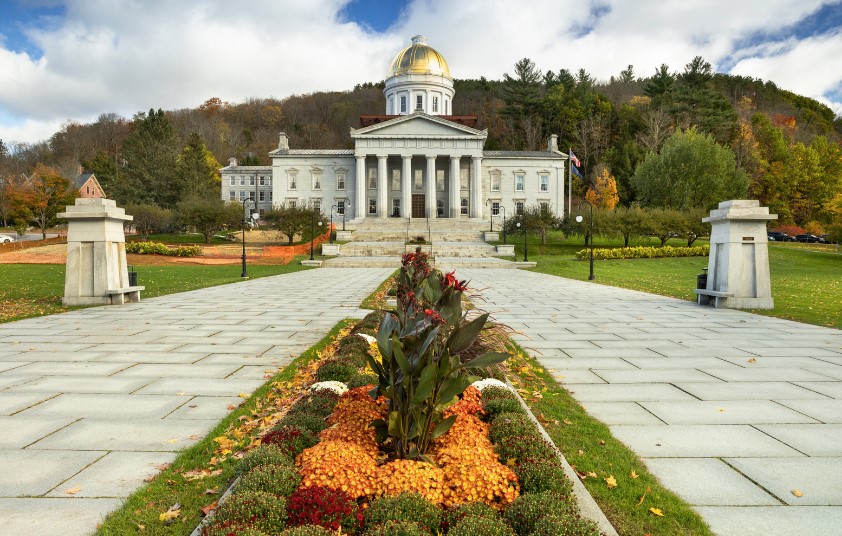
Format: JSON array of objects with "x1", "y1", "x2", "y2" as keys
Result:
[
  {"x1": 320, "y1": 255, "x2": 522, "y2": 269},
  {"x1": 351, "y1": 230, "x2": 484, "y2": 242},
  {"x1": 341, "y1": 242, "x2": 498, "y2": 257}
]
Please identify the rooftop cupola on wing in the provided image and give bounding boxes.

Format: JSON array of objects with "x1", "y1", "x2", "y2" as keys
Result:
[{"x1": 384, "y1": 35, "x2": 455, "y2": 116}]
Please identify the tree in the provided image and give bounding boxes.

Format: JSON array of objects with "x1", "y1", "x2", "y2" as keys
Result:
[
  {"x1": 11, "y1": 164, "x2": 76, "y2": 239},
  {"x1": 670, "y1": 57, "x2": 738, "y2": 144},
  {"x1": 504, "y1": 204, "x2": 561, "y2": 245},
  {"x1": 263, "y1": 202, "x2": 327, "y2": 244},
  {"x1": 176, "y1": 133, "x2": 221, "y2": 200},
  {"x1": 126, "y1": 203, "x2": 172, "y2": 241},
  {"x1": 586, "y1": 166, "x2": 620, "y2": 209},
  {"x1": 676, "y1": 208, "x2": 710, "y2": 246},
  {"x1": 613, "y1": 205, "x2": 646, "y2": 246},
  {"x1": 81, "y1": 150, "x2": 117, "y2": 196},
  {"x1": 640, "y1": 208, "x2": 681, "y2": 247},
  {"x1": 644, "y1": 64, "x2": 675, "y2": 101},
  {"x1": 500, "y1": 58, "x2": 544, "y2": 150},
  {"x1": 175, "y1": 197, "x2": 241, "y2": 243},
  {"x1": 115, "y1": 109, "x2": 179, "y2": 207},
  {"x1": 631, "y1": 127, "x2": 748, "y2": 210}
]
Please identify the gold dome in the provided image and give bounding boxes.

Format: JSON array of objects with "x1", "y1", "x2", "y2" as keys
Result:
[{"x1": 387, "y1": 35, "x2": 451, "y2": 79}]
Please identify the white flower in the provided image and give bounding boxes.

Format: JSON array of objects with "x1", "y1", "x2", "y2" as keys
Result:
[
  {"x1": 357, "y1": 333, "x2": 377, "y2": 344},
  {"x1": 310, "y1": 381, "x2": 348, "y2": 395},
  {"x1": 471, "y1": 378, "x2": 515, "y2": 392}
]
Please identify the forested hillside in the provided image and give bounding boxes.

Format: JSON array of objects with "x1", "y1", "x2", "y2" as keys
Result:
[{"x1": 1, "y1": 55, "x2": 840, "y2": 234}]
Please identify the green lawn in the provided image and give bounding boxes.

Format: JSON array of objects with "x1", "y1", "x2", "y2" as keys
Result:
[
  {"x1": 501, "y1": 232, "x2": 841, "y2": 329},
  {"x1": 0, "y1": 261, "x2": 311, "y2": 323},
  {"x1": 127, "y1": 232, "x2": 230, "y2": 244}
]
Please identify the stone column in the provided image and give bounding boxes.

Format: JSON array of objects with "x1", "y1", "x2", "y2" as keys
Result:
[
  {"x1": 449, "y1": 156, "x2": 460, "y2": 218},
  {"x1": 377, "y1": 155, "x2": 388, "y2": 218},
  {"x1": 402, "y1": 156, "x2": 412, "y2": 218},
  {"x1": 355, "y1": 155, "x2": 366, "y2": 219},
  {"x1": 471, "y1": 156, "x2": 482, "y2": 218},
  {"x1": 426, "y1": 155, "x2": 437, "y2": 218}
]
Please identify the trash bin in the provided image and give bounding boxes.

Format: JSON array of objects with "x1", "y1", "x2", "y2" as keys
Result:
[
  {"x1": 696, "y1": 268, "x2": 708, "y2": 290},
  {"x1": 128, "y1": 266, "x2": 138, "y2": 287}
]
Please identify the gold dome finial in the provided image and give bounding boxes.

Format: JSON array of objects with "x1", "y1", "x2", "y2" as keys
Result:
[{"x1": 387, "y1": 35, "x2": 451, "y2": 79}]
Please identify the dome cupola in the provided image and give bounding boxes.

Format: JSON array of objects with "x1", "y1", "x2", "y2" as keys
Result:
[{"x1": 384, "y1": 35, "x2": 455, "y2": 116}]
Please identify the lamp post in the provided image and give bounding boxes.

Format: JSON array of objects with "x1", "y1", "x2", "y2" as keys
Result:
[
  {"x1": 309, "y1": 211, "x2": 323, "y2": 261},
  {"x1": 241, "y1": 198, "x2": 255, "y2": 278},
  {"x1": 576, "y1": 199, "x2": 595, "y2": 280},
  {"x1": 516, "y1": 221, "x2": 527, "y2": 262},
  {"x1": 329, "y1": 205, "x2": 336, "y2": 244},
  {"x1": 486, "y1": 198, "x2": 493, "y2": 231},
  {"x1": 501, "y1": 206, "x2": 507, "y2": 245},
  {"x1": 342, "y1": 205, "x2": 346, "y2": 231}
]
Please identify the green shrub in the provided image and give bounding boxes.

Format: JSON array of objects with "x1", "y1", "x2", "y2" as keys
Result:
[
  {"x1": 287, "y1": 391, "x2": 340, "y2": 418},
  {"x1": 261, "y1": 425, "x2": 318, "y2": 458},
  {"x1": 575, "y1": 244, "x2": 709, "y2": 260},
  {"x1": 236, "y1": 444, "x2": 293, "y2": 475},
  {"x1": 237, "y1": 463, "x2": 301, "y2": 497},
  {"x1": 280, "y1": 526, "x2": 334, "y2": 536},
  {"x1": 352, "y1": 310, "x2": 385, "y2": 333},
  {"x1": 449, "y1": 515, "x2": 516, "y2": 536},
  {"x1": 364, "y1": 493, "x2": 440, "y2": 534},
  {"x1": 483, "y1": 398, "x2": 525, "y2": 421},
  {"x1": 207, "y1": 490, "x2": 287, "y2": 534},
  {"x1": 125, "y1": 241, "x2": 202, "y2": 257},
  {"x1": 442, "y1": 503, "x2": 500, "y2": 532},
  {"x1": 495, "y1": 435, "x2": 557, "y2": 464},
  {"x1": 315, "y1": 359, "x2": 357, "y2": 382},
  {"x1": 362, "y1": 520, "x2": 430, "y2": 536},
  {"x1": 489, "y1": 413, "x2": 541, "y2": 444},
  {"x1": 502, "y1": 492, "x2": 577, "y2": 535},
  {"x1": 279, "y1": 411, "x2": 328, "y2": 434},
  {"x1": 347, "y1": 371, "x2": 378, "y2": 389},
  {"x1": 515, "y1": 459, "x2": 573, "y2": 495},
  {"x1": 528, "y1": 512, "x2": 603, "y2": 536},
  {"x1": 480, "y1": 386, "x2": 519, "y2": 402}
]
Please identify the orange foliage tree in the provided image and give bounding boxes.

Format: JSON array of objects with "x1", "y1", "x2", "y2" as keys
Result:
[
  {"x1": 9, "y1": 164, "x2": 76, "y2": 239},
  {"x1": 585, "y1": 166, "x2": 619, "y2": 209}
]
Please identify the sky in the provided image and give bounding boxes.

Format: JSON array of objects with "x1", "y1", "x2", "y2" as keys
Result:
[{"x1": 0, "y1": 0, "x2": 840, "y2": 146}]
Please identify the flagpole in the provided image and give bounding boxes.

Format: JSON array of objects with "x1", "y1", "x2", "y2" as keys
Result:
[{"x1": 568, "y1": 147, "x2": 573, "y2": 218}]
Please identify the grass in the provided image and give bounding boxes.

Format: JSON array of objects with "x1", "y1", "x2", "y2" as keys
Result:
[
  {"x1": 127, "y1": 233, "x2": 230, "y2": 244},
  {"x1": 359, "y1": 269, "x2": 399, "y2": 310},
  {"x1": 506, "y1": 347, "x2": 714, "y2": 536},
  {"x1": 94, "y1": 319, "x2": 356, "y2": 536},
  {"x1": 499, "y1": 231, "x2": 841, "y2": 329},
  {"x1": 0, "y1": 261, "x2": 311, "y2": 323}
]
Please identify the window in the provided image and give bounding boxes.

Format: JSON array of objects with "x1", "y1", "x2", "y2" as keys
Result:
[
  {"x1": 313, "y1": 198, "x2": 321, "y2": 212},
  {"x1": 240, "y1": 176, "x2": 246, "y2": 186},
  {"x1": 460, "y1": 198, "x2": 468, "y2": 215},
  {"x1": 416, "y1": 95, "x2": 423, "y2": 111},
  {"x1": 492, "y1": 202, "x2": 500, "y2": 216},
  {"x1": 400, "y1": 95, "x2": 407, "y2": 113},
  {"x1": 516, "y1": 201, "x2": 525, "y2": 215},
  {"x1": 515, "y1": 173, "x2": 525, "y2": 192},
  {"x1": 239, "y1": 191, "x2": 246, "y2": 201},
  {"x1": 389, "y1": 96, "x2": 394, "y2": 114},
  {"x1": 229, "y1": 191, "x2": 236, "y2": 201},
  {"x1": 259, "y1": 191, "x2": 265, "y2": 202},
  {"x1": 368, "y1": 167, "x2": 376, "y2": 189},
  {"x1": 391, "y1": 169, "x2": 400, "y2": 191},
  {"x1": 369, "y1": 198, "x2": 377, "y2": 214},
  {"x1": 445, "y1": 99, "x2": 449, "y2": 114},
  {"x1": 540, "y1": 201, "x2": 550, "y2": 215},
  {"x1": 229, "y1": 176, "x2": 235, "y2": 186},
  {"x1": 249, "y1": 176, "x2": 255, "y2": 186},
  {"x1": 336, "y1": 171, "x2": 346, "y2": 190},
  {"x1": 540, "y1": 174, "x2": 549, "y2": 192},
  {"x1": 460, "y1": 166, "x2": 469, "y2": 190},
  {"x1": 414, "y1": 169, "x2": 423, "y2": 191},
  {"x1": 392, "y1": 198, "x2": 400, "y2": 217},
  {"x1": 259, "y1": 176, "x2": 266, "y2": 186},
  {"x1": 249, "y1": 191, "x2": 255, "y2": 201},
  {"x1": 288, "y1": 199, "x2": 297, "y2": 208},
  {"x1": 269, "y1": 191, "x2": 273, "y2": 201},
  {"x1": 312, "y1": 171, "x2": 321, "y2": 191},
  {"x1": 337, "y1": 200, "x2": 345, "y2": 215},
  {"x1": 436, "y1": 169, "x2": 445, "y2": 191},
  {"x1": 433, "y1": 96, "x2": 439, "y2": 113},
  {"x1": 288, "y1": 170, "x2": 297, "y2": 190},
  {"x1": 437, "y1": 200, "x2": 444, "y2": 217},
  {"x1": 491, "y1": 171, "x2": 501, "y2": 192}
]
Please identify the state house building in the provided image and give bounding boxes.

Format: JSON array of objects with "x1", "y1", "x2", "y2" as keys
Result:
[{"x1": 221, "y1": 35, "x2": 569, "y2": 223}]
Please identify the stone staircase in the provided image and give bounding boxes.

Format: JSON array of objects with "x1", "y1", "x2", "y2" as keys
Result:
[{"x1": 321, "y1": 218, "x2": 521, "y2": 268}]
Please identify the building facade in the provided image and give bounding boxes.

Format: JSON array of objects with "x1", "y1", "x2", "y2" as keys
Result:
[{"x1": 220, "y1": 35, "x2": 568, "y2": 222}]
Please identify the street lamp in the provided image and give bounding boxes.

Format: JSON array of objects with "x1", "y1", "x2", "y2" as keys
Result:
[
  {"x1": 486, "y1": 199, "x2": 493, "y2": 231},
  {"x1": 501, "y1": 206, "x2": 507, "y2": 245},
  {"x1": 241, "y1": 198, "x2": 255, "y2": 278},
  {"x1": 576, "y1": 199, "x2": 595, "y2": 280},
  {"x1": 309, "y1": 211, "x2": 323, "y2": 261},
  {"x1": 516, "y1": 221, "x2": 527, "y2": 262},
  {"x1": 330, "y1": 205, "x2": 336, "y2": 244}
]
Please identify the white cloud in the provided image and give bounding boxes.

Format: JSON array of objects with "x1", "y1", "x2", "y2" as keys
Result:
[{"x1": 0, "y1": 0, "x2": 839, "y2": 145}]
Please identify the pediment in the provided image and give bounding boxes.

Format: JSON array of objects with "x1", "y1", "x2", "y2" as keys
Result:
[{"x1": 352, "y1": 113, "x2": 486, "y2": 139}]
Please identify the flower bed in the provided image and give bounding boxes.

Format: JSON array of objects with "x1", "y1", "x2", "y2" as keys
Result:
[
  {"x1": 576, "y1": 245, "x2": 709, "y2": 260},
  {"x1": 125, "y1": 241, "x2": 202, "y2": 257}
]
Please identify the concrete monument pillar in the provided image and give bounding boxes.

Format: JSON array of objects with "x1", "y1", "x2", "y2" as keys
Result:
[
  {"x1": 696, "y1": 200, "x2": 777, "y2": 309},
  {"x1": 59, "y1": 198, "x2": 144, "y2": 306}
]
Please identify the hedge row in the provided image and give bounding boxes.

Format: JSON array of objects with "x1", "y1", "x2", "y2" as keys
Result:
[
  {"x1": 576, "y1": 244, "x2": 710, "y2": 260},
  {"x1": 125, "y1": 241, "x2": 202, "y2": 257}
]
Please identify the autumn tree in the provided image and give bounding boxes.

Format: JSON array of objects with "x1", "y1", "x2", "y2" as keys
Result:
[
  {"x1": 11, "y1": 164, "x2": 76, "y2": 239},
  {"x1": 586, "y1": 166, "x2": 620, "y2": 209}
]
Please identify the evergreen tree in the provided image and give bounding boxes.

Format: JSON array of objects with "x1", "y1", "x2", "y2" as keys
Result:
[
  {"x1": 115, "y1": 109, "x2": 179, "y2": 207},
  {"x1": 176, "y1": 133, "x2": 221, "y2": 200},
  {"x1": 644, "y1": 64, "x2": 674, "y2": 100},
  {"x1": 500, "y1": 58, "x2": 544, "y2": 150},
  {"x1": 81, "y1": 150, "x2": 117, "y2": 196},
  {"x1": 670, "y1": 57, "x2": 738, "y2": 144}
]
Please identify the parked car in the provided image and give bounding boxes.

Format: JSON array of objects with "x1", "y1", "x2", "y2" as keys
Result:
[
  {"x1": 767, "y1": 231, "x2": 795, "y2": 242},
  {"x1": 795, "y1": 234, "x2": 822, "y2": 243},
  {"x1": 0, "y1": 234, "x2": 15, "y2": 243},
  {"x1": 820, "y1": 234, "x2": 830, "y2": 244}
]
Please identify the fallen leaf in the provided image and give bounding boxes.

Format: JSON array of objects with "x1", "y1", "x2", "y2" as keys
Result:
[
  {"x1": 598, "y1": 439, "x2": 606, "y2": 446},
  {"x1": 189, "y1": 434, "x2": 201, "y2": 440},
  {"x1": 638, "y1": 486, "x2": 652, "y2": 506},
  {"x1": 159, "y1": 504, "x2": 181, "y2": 523},
  {"x1": 587, "y1": 471, "x2": 598, "y2": 479},
  {"x1": 717, "y1": 408, "x2": 726, "y2": 412},
  {"x1": 167, "y1": 438, "x2": 178, "y2": 444},
  {"x1": 630, "y1": 470, "x2": 639, "y2": 479},
  {"x1": 563, "y1": 418, "x2": 573, "y2": 425},
  {"x1": 577, "y1": 449, "x2": 584, "y2": 456},
  {"x1": 605, "y1": 475, "x2": 617, "y2": 489},
  {"x1": 649, "y1": 507, "x2": 665, "y2": 517},
  {"x1": 176, "y1": 392, "x2": 187, "y2": 396},
  {"x1": 792, "y1": 489, "x2": 804, "y2": 497},
  {"x1": 154, "y1": 463, "x2": 171, "y2": 471},
  {"x1": 747, "y1": 358, "x2": 757, "y2": 363},
  {"x1": 64, "y1": 486, "x2": 81, "y2": 495},
  {"x1": 204, "y1": 488, "x2": 218, "y2": 495},
  {"x1": 238, "y1": 393, "x2": 249, "y2": 398},
  {"x1": 136, "y1": 523, "x2": 145, "y2": 532},
  {"x1": 506, "y1": 458, "x2": 516, "y2": 467},
  {"x1": 200, "y1": 501, "x2": 218, "y2": 517},
  {"x1": 226, "y1": 405, "x2": 236, "y2": 411}
]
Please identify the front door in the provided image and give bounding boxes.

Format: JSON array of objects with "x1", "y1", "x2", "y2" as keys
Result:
[{"x1": 412, "y1": 194, "x2": 425, "y2": 218}]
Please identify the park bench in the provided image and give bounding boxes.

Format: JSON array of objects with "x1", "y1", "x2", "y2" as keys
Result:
[
  {"x1": 105, "y1": 286, "x2": 144, "y2": 305},
  {"x1": 694, "y1": 288, "x2": 733, "y2": 308}
]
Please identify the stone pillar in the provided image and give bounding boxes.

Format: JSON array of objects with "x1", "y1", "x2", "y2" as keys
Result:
[
  {"x1": 701, "y1": 200, "x2": 777, "y2": 309},
  {"x1": 402, "y1": 156, "x2": 412, "y2": 218},
  {"x1": 426, "y1": 155, "x2": 437, "y2": 218},
  {"x1": 471, "y1": 156, "x2": 482, "y2": 218},
  {"x1": 355, "y1": 156, "x2": 366, "y2": 219},
  {"x1": 449, "y1": 156, "x2": 460, "y2": 218},
  {"x1": 59, "y1": 198, "x2": 143, "y2": 306},
  {"x1": 377, "y1": 155, "x2": 388, "y2": 218}
]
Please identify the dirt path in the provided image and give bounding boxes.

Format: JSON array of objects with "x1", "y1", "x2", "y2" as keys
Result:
[{"x1": 0, "y1": 244, "x2": 294, "y2": 266}]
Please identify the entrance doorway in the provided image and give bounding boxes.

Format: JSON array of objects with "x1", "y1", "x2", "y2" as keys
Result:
[{"x1": 412, "y1": 194, "x2": 425, "y2": 218}]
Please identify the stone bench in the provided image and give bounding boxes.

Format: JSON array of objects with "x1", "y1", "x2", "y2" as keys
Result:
[
  {"x1": 105, "y1": 286, "x2": 144, "y2": 305},
  {"x1": 694, "y1": 289, "x2": 734, "y2": 308}
]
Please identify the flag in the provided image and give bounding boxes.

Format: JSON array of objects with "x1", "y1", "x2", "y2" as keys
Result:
[
  {"x1": 571, "y1": 164, "x2": 583, "y2": 179},
  {"x1": 570, "y1": 151, "x2": 581, "y2": 168},
  {"x1": 570, "y1": 151, "x2": 583, "y2": 178}
]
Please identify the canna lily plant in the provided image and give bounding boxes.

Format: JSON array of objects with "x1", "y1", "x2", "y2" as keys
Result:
[{"x1": 366, "y1": 248, "x2": 510, "y2": 459}]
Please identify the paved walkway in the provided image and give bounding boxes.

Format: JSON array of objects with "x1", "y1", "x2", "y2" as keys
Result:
[
  {"x1": 458, "y1": 268, "x2": 842, "y2": 536},
  {"x1": 0, "y1": 268, "x2": 393, "y2": 535}
]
